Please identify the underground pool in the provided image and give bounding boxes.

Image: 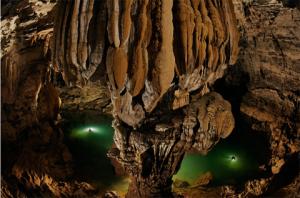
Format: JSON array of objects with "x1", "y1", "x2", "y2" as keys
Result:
[
  {"x1": 61, "y1": 111, "x2": 129, "y2": 196},
  {"x1": 62, "y1": 111, "x2": 271, "y2": 195},
  {"x1": 174, "y1": 126, "x2": 271, "y2": 186}
]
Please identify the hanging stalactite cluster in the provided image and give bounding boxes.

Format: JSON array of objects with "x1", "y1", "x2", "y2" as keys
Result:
[
  {"x1": 53, "y1": 0, "x2": 239, "y2": 128},
  {"x1": 53, "y1": 0, "x2": 107, "y2": 86}
]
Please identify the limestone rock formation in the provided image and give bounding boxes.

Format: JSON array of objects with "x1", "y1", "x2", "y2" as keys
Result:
[
  {"x1": 239, "y1": 0, "x2": 300, "y2": 170},
  {"x1": 54, "y1": 0, "x2": 239, "y2": 129},
  {"x1": 53, "y1": 1, "x2": 239, "y2": 196},
  {"x1": 192, "y1": 171, "x2": 213, "y2": 187},
  {"x1": 189, "y1": 92, "x2": 235, "y2": 154},
  {"x1": 1, "y1": 1, "x2": 104, "y2": 197},
  {"x1": 3, "y1": 0, "x2": 299, "y2": 197},
  {"x1": 1, "y1": 0, "x2": 55, "y2": 133},
  {"x1": 219, "y1": 0, "x2": 300, "y2": 196},
  {"x1": 107, "y1": 92, "x2": 234, "y2": 197}
]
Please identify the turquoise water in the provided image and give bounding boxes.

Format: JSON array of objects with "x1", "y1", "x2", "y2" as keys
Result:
[
  {"x1": 174, "y1": 128, "x2": 271, "y2": 185},
  {"x1": 62, "y1": 111, "x2": 128, "y2": 194},
  {"x1": 62, "y1": 111, "x2": 270, "y2": 191}
]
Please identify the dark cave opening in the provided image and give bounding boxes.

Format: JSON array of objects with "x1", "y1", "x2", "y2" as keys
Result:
[
  {"x1": 266, "y1": 152, "x2": 300, "y2": 194},
  {"x1": 211, "y1": 66, "x2": 300, "y2": 192},
  {"x1": 281, "y1": 0, "x2": 300, "y2": 8}
]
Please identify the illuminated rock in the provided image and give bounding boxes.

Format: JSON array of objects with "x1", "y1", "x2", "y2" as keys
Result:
[
  {"x1": 231, "y1": 156, "x2": 236, "y2": 161},
  {"x1": 53, "y1": 0, "x2": 239, "y2": 128},
  {"x1": 2, "y1": 0, "x2": 300, "y2": 197},
  {"x1": 52, "y1": 0, "x2": 239, "y2": 197},
  {"x1": 1, "y1": 0, "x2": 239, "y2": 197},
  {"x1": 187, "y1": 92, "x2": 235, "y2": 154},
  {"x1": 192, "y1": 171, "x2": 213, "y2": 187}
]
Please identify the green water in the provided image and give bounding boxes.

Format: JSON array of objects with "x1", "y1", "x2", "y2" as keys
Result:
[
  {"x1": 62, "y1": 111, "x2": 128, "y2": 194},
  {"x1": 62, "y1": 111, "x2": 270, "y2": 191},
  {"x1": 174, "y1": 128, "x2": 271, "y2": 185}
]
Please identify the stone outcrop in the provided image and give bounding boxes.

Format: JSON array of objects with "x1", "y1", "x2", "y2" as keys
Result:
[
  {"x1": 218, "y1": 0, "x2": 300, "y2": 196},
  {"x1": 59, "y1": 82, "x2": 112, "y2": 113},
  {"x1": 1, "y1": 0, "x2": 56, "y2": 136},
  {"x1": 54, "y1": 0, "x2": 239, "y2": 128},
  {"x1": 1, "y1": 1, "x2": 106, "y2": 197},
  {"x1": 53, "y1": 1, "x2": 239, "y2": 197},
  {"x1": 108, "y1": 92, "x2": 234, "y2": 197},
  {"x1": 240, "y1": 0, "x2": 300, "y2": 175},
  {"x1": 2, "y1": 0, "x2": 299, "y2": 197}
]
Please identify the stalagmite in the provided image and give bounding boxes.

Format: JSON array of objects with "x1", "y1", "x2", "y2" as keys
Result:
[{"x1": 3, "y1": 1, "x2": 300, "y2": 197}]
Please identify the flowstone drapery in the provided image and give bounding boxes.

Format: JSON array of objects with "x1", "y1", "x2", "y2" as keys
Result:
[{"x1": 53, "y1": 0, "x2": 239, "y2": 197}]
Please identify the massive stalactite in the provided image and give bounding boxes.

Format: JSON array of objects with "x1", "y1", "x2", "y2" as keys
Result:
[
  {"x1": 54, "y1": 0, "x2": 239, "y2": 126},
  {"x1": 52, "y1": 0, "x2": 239, "y2": 197},
  {"x1": 2, "y1": 0, "x2": 300, "y2": 197}
]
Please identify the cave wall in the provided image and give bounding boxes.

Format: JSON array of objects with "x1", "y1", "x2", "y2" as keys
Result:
[
  {"x1": 1, "y1": 0, "x2": 299, "y2": 197},
  {"x1": 217, "y1": 0, "x2": 300, "y2": 195},
  {"x1": 1, "y1": 0, "x2": 56, "y2": 138},
  {"x1": 235, "y1": 0, "x2": 299, "y2": 175},
  {"x1": 1, "y1": 1, "x2": 104, "y2": 197}
]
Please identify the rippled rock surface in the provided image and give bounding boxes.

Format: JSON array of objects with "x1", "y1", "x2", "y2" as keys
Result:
[{"x1": 1, "y1": 0, "x2": 299, "y2": 197}]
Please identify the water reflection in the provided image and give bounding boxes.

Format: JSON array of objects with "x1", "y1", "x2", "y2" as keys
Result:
[
  {"x1": 61, "y1": 111, "x2": 270, "y2": 195},
  {"x1": 174, "y1": 128, "x2": 271, "y2": 185},
  {"x1": 62, "y1": 111, "x2": 129, "y2": 195}
]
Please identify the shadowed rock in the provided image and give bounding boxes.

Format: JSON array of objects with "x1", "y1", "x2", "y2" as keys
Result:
[{"x1": 53, "y1": 0, "x2": 239, "y2": 197}]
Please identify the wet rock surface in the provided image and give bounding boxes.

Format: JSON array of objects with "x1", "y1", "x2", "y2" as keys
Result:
[
  {"x1": 52, "y1": 1, "x2": 239, "y2": 197},
  {"x1": 59, "y1": 82, "x2": 112, "y2": 114},
  {"x1": 215, "y1": 0, "x2": 300, "y2": 196},
  {"x1": 1, "y1": 0, "x2": 299, "y2": 197},
  {"x1": 53, "y1": 0, "x2": 239, "y2": 128},
  {"x1": 1, "y1": 1, "x2": 109, "y2": 197}
]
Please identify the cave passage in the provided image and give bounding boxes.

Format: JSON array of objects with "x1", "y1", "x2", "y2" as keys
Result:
[
  {"x1": 174, "y1": 128, "x2": 271, "y2": 186},
  {"x1": 61, "y1": 111, "x2": 129, "y2": 196},
  {"x1": 61, "y1": 110, "x2": 271, "y2": 193}
]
